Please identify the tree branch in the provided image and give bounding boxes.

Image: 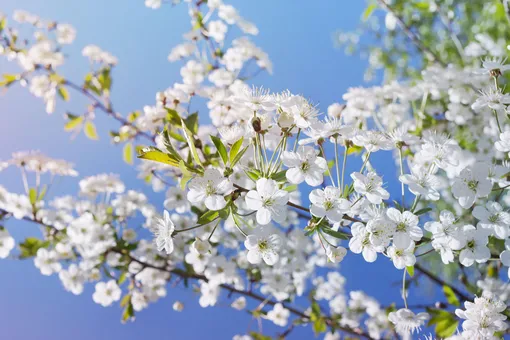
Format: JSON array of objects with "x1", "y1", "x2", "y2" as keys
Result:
[{"x1": 375, "y1": 0, "x2": 446, "y2": 66}]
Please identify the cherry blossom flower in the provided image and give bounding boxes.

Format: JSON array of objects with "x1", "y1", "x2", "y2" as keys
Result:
[
  {"x1": 92, "y1": 280, "x2": 121, "y2": 307},
  {"x1": 0, "y1": 229, "x2": 15, "y2": 259},
  {"x1": 187, "y1": 169, "x2": 234, "y2": 211},
  {"x1": 351, "y1": 172, "x2": 389, "y2": 205},
  {"x1": 309, "y1": 186, "x2": 350, "y2": 222},
  {"x1": 388, "y1": 308, "x2": 429, "y2": 337},
  {"x1": 473, "y1": 201, "x2": 510, "y2": 239},
  {"x1": 151, "y1": 210, "x2": 175, "y2": 255},
  {"x1": 386, "y1": 208, "x2": 422, "y2": 248},
  {"x1": 281, "y1": 146, "x2": 328, "y2": 186},
  {"x1": 245, "y1": 178, "x2": 288, "y2": 225},
  {"x1": 244, "y1": 229, "x2": 281, "y2": 266},
  {"x1": 266, "y1": 303, "x2": 290, "y2": 327},
  {"x1": 452, "y1": 163, "x2": 492, "y2": 209}
]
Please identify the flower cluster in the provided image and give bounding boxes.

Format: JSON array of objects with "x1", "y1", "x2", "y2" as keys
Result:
[{"x1": 1, "y1": 1, "x2": 510, "y2": 339}]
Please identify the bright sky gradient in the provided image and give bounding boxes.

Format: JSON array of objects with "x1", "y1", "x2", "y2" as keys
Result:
[{"x1": 0, "y1": 1, "x2": 444, "y2": 339}]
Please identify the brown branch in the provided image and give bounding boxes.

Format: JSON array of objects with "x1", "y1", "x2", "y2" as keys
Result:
[
  {"x1": 414, "y1": 263, "x2": 470, "y2": 302},
  {"x1": 375, "y1": 0, "x2": 446, "y2": 66},
  {"x1": 1, "y1": 208, "x2": 373, "y2": 339},
  {"x1": 63, "y1": 80, "x2": 156, "y2": 142},
  {"x1": 233, "y1": 184, "x2": 362, "y2": 223}
]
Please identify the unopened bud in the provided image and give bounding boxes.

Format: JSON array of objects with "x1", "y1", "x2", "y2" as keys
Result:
[
  {"x1": 173, "y1": 301, "x2": 184, "y2": 312},
  {"x1": 252, "y1": 117, "x2": 262, "y2": 133},
  {"x1": 490, "y1": 69, "x2": 502, "y2": 78}
]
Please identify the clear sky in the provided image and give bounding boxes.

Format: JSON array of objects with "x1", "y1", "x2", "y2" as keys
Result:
[{"x1": 0, "y1": 1, "x2": 443, "y2": 339}]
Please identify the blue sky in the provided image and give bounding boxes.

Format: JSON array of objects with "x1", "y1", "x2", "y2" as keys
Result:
[{"x1": 0, "y1": 1, "x2": 444, "y2": 339}]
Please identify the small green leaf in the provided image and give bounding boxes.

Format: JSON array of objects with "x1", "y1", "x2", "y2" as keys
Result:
[
  {"x1": 64, "y1": 115, "x2": 84, "y2": 131},
  {"x1": 29, "y1": 188, "x2": 37, "y2": 206},
  {"x1": 19, "y1": 237, "x2": 50, "y2": 259},
  {"x1": 184, "y1": 112, "x2": 199, "y2": 135},
  {"x1": 347, "y1": 145, "x2": 363, "y2": 155},
  {"x1": 118, "y1": 272, "x2": 127, "y2": 285},
  {"x1": 178, "y1": 160, "x2": 194, "y2": 190},
  {"x1": 414, "y1": 207, "x2": 432, "y2": 216},
  {"x1": 442, "y1": 285, "x2": 460, "y2": 307},
  {"x1": 138, "y1": 147, "x2": 180, "y2": 167},
  {"x1": 181, "y1": 118, "x2": 202, "y2": 167},
  {"x1": 123, "y1": 143, "x2": 133, "y2": 165},
  {"x1": 84, "y1": 121, "x2": 99, "y2": 140},
  {"x1": 427, "y1": 309, "x2": 458, "y2": 338},
  {"x1": 121, "y1": 301, "x2": 135, "y2": 323},
  {"x1": 270, "y1": 170, "x2": 287, "y2": 182},
  {"x1": 0, "y1": 74, "x2": 18, "y2": 87},
  {"x1": 229, "y1": 137, "x2": 244, "y2": 163},
  {"x1": 406, "y1": 266, "x2": 414, "y2": 277},
  {"x1": 249, "y1": 332, "x2": 271, "y2": 340},
  {"x1": 197, "y1": 210, "x2": 219, "y2": 225},
  {"x1": 211, "y1": 135, "x2": 228, "y2": 165},
  {"x1": 57, "y1": 86, "x2": 70, "y2": 101},
  {"x1": 246, "y1": 170, "x2": 261, "y2": 182},
  {"x1": 165, "y1": 109, "x2": 182, "y2": 126},
  {"x1": 162, "y1": 129, "x2": 183, "y2": 160},
  {"x1": 312, "y1": 319, "x2": 327, "y2": 335},
  {"x1": 120, "y1": 294, "x2": 131, "y2": 307},
  {"x1": 231, "y1": 145, "x2": 249, "y2": 167},
  {"x1": 321, "y1": 227, "x2": 350, "y2": 240},
  {"x1": 363, "y1": 3, "x2": 377, "y2": 21}
]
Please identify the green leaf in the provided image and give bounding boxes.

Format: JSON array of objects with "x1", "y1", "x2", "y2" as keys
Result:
[
  {"x1": 231, "y1": 145, "x2": 249, "y2": 167},
  {"x1": 229, "y1": 137, "x2": 244, "y2": 163},
  {"x1": 347, "y1": 145, "x2": 363, "y2": 155},
  {"x1": 0, "y1": 18, "x2": 6, "y2": 32},
  {"x1": 29, "y1": 188, "x2": 37, "y2": 206},
  {"x1": 120, "y1": 294, "x2": 131, "y2": 308},
  {"x1": 84, "y1": 121, "x2": 99, "y2": 140},
  {"x1": 118, "y1": 272, "x2": 127, "y2": 285},
  {"x1": 121, "y1": 301, "x2": 135, "y2": 323},
  {"x1": 138, "y1": 147, "x2": 180, "y2": 167},
  {"x1": 270, "y1": 170, "x2": 287, "y2": 182},
  {"x1": 98, "y1": 68, "x2": 112, "y2": 92},
  {"x1": 406, "y1": 266, "x2": 414, "y2": 277},
  {"x1": 246, "y1": 170, "x2": 261, "y2": 182},
  {"x1": 37, "y1": 185, "x2": 47, "y2": 201},
  {"x1": 312, "y1": 319, "x2": 327, "y2": 335},
  {"x1": 211, "y1": 135, "x2": 228, "y2": 165},
  {"x1": 165, "y1": 109, "x2": 182, "y2": 126},
  {"x1": 427, "y1": 309, "x2": 459, "y2": 338},
  {"x1": 19, "y1": 237, "x2": 50, "y2": 259},
  {"x1": 249, "y1": 332, "x2": 271, "y2": 340},
  {"x1": 442, "y1": 285, "x2": 460, "y2": 307},
  {"x1": 414, "y1": 207, "x2": 432, "y2": 216},
  {"x1": 57, "y1": 86, "x2": 70, "y2": 101},
  {"x1": 184, "y1": 112, "x2": 199, "y2": 135},
  {"x1": 363, "y1": 3, "x2": 377, "y2": 21},
  {"x1": 64, "y1": 115, "x2": 84, "y2": 131},
  {"x1": 161, "y1": 129, "x2": 183, "y2": 160},
  {"x1": 197, "y1": 210, "x2": 219, "y2": 225},
  {"x1": 123, "y1": 143, "x2": 133, "y2": 165},
  {"x1": 0, "y1": 74, "x2": 18, "y2": 87},
  {"x1": 178, "y1": 160, "x2": 194, "y2": 190},
  {"x1": 321, "y1": 227, "x2": 350, "y2": 240},
  {"x1": 181, "y1": 118, "x2": 202, "y2": 167},
  {"x1": 284, "y1": 184, "x2": 298, "y2": 192}
]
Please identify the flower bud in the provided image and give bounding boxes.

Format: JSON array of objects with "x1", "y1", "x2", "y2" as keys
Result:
[{"x1": 251, "y1": 117, "x2": 262, "y2": 133}]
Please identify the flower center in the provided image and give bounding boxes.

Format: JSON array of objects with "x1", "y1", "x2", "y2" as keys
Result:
[
  {"x1": 396, "y1": 222, "x2": 407, "y2": 232},
  {"x1": 467, "y1": 180, "x2": 478, "y2": 191},
  {"x1": 300, "y1": 161, "x2": 310, "y2": 172},
  {"x1": 489, "y1": 214, "x2": 499, "y2": 223},
  {"x1": 205, "y1": 181, "x2": 217, "y2": 196},
  {"x1": 258, "y1": 240, "x2": 268, "y2": 251}
]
